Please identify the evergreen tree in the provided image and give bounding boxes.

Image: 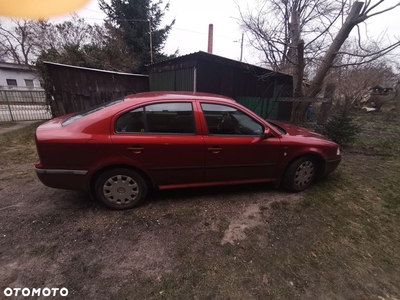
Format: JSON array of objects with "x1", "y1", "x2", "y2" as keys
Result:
[{"x1": 99, "y1": 0, "x2": 175, "y2": 72}]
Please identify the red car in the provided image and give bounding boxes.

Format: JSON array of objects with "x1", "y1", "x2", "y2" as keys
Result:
[{"x1": 35, "y1": 92, "x2": 341, "y2": 210}]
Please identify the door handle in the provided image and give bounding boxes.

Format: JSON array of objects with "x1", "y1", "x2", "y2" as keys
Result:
[
  {"x1": 127, "y1": 146, "x2": 144, "y2": 154},
  {"x1": 208, "y1": 147, "x2": 222, "y2": 154}
]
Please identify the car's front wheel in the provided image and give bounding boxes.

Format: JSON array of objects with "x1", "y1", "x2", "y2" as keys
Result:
[
  {"x1": 95, "y1": 168, "x2": 148, "y2": 210},
  {"x1": 282, "y1": 156, "x2": 318, "y2": 192}
]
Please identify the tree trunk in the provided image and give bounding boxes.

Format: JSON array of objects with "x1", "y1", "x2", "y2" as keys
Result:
[
  {"x1": 290, "y1": 9, "x2": 301, "y2": 96},
  {"x1": 395, "y1": 82, "x2": 400, "y2": 111},
  {"x1": 291, "y1": 1, "x2": 365, "y2": 124},
  {"x1": 291, "y1": 41, "x2": 306, "y2": 123},
  {"x1": 317, "y1": 83, "x2": 335, "y2": 130},
  {"x1": 289, "y1": 9, "x2": 307, "y2": 124}
]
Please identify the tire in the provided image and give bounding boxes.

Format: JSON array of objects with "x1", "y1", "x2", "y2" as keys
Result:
[
  {"x1": 95, "y1": 168, "x2": 148, "y2": 210},
  {"x1": 282, "y1": 156, "x2": 318, "y2": 192}
]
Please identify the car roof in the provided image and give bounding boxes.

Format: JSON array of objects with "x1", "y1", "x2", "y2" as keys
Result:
[{"x1": 124, "y1": 91, "x2": 236, "y2": 103}]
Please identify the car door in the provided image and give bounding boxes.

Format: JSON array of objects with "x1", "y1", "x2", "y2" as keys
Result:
[
  {"x1": 199, "y1": 102, "x2": 282, "y2": 183},
  {"x1": 111, "y1": 101, "x2": 204, "y2": 186}
]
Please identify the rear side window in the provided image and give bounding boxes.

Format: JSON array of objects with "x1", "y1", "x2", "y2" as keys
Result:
[
  {"x1": 62, "y1": 99, "x2": 123, "y2": 126},
  {"x1": 115, "y1": 102, "x2": 195, "y2": 134}
]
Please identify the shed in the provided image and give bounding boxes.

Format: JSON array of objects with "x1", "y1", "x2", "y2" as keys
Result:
[
  {"x1": 44, "y1": 62, "x2": 150, "y2": 117},
  {"x1": 148, "y1": 51, "x2": 293, "y2": 120}
]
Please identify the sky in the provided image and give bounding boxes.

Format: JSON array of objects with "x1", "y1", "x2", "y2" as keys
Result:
[
  {"x1": 4, "y1": 0, "x2": 400, "y2": 67},
  {"x1": 49, "y1": 0, "x2": 268, "y2": 65}
]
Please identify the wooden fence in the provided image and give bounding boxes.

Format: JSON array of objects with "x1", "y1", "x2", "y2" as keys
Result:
[{"x1": 44, "y1": 62, "x2": 150, "y2": 117}]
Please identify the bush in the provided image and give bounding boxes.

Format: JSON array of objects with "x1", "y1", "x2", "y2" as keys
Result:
[{"x1": 323, "y1": 109, "x2": 360, "y2": 145}]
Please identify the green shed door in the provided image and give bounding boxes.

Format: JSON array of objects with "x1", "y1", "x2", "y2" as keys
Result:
[
  {"x1": 236, "y1": 97, "x2": 278, "y2": 120},
  {"x1": 150, "y1": 68, "x2": 194, "y2": 92}
]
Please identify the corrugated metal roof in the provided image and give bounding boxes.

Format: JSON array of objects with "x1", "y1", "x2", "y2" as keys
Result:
[{"x1": 149, "y1": 51, "x2": 292, "y2": 77}]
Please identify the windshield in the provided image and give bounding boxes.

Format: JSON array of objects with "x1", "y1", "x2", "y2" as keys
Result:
[{"x1": 62, "y1": 99, "x2": 123, "y2": 126}]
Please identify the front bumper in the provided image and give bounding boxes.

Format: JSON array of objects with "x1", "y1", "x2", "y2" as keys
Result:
[{"x1": 324, "y1": 157, "x2": 341, "y2": 176}]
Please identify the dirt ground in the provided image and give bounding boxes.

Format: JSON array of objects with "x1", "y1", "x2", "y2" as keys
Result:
[
  {"x1": 0, "y1": 163, "x2": 300, "y2": 299},
  {"x1": 0, "y1": 112, "x2": 399, "y2": 300}
]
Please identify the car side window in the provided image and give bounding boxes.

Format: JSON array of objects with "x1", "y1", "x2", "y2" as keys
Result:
[
  {"x1": 201, "y1": 103, "x2": 263, "y2": 136},
  {"x1": 115, "y1": 102, "x2": 195, "y2": 134}
]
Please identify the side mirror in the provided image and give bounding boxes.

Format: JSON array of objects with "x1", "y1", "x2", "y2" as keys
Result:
[{"x1": 263, "y1": 127, "x2": 271, "y2": 139}]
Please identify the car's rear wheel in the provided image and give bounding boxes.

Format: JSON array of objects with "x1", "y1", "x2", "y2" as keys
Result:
[
  {"x1": 282, "y1": 156, "x2": 318, "y2": 192},
  {"x1": 95, "y1": 168, "x2": 148, "y2": 210}
]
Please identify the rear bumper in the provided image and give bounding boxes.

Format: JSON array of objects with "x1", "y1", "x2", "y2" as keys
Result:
[
  {"x1": 323, "y1": 157, "x2": 341, "y2": 176},
  {"x1": 34, "y1": 166, "x2": 89, "y2": 191}
]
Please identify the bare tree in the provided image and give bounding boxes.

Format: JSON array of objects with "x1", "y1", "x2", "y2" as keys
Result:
[
  {"x1": 0, "y1": 14, "x2": 104, "y2": 65},
  {"x1": 0, "y1": 19, "x2": 38, "y2": 64},
  {"x1": 294, "y1": 1, "x2": 400, "y2": 122},
  {"x1": 328, "y1": 59, "x2": 395, "y2": 108},
  {"x1": 238, "y1": 0, "x2": 344, "y2": 72},
  {"x1": 239, "y1": 0, "x2": 400, "y2": 122},
  {"x1": 35, "y1": 18, "x2": 140, "y2": 73}
]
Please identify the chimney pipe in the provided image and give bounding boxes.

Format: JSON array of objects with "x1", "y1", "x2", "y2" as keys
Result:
[{"x1": 208, "y1": 24, "x2": 213, "y2": 54}]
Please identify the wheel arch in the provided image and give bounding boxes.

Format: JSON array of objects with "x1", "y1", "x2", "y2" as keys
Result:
[
  {"x1": 88, "y1": 164, "x2": 155, "y2": 199},
  {"x1": 275, "y1": 151, "x2": 326, "y2": 188}
]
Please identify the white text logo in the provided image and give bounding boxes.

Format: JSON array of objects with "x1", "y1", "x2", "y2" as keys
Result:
[{"x1": 3, "y1": 287, "x2": 68, "y2": 297}]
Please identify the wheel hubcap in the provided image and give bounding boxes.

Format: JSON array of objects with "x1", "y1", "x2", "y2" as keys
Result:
[
  {"x1": 103, "y1": 175, "x2": 139, "y2": 205},
  {"x1": 117, "y1": 187, "x2": 126, "y2": 194},
  {"x1": 294, "y1": 161, "x2": 314, "y2": 188}
]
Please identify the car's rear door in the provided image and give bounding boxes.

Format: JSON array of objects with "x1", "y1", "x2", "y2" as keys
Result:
[
  {"x1": 111, "y1": 101, "x2": 204, "y2": 186},
  {"x1": 199, "y1": 102, "x2": 282, "y2": 183}
]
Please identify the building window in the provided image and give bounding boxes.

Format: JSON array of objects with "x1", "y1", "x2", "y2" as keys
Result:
[
  {"x1": 6, "y1": 79, "x2": 17, "y2": 86},
  {"x1": 24, "y1": 79, "x2": 34, "y2": 87}
]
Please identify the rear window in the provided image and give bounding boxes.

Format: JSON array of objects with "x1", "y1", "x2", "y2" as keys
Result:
[
  {"x1": 115, "y1": 102, "x2": 195, "y2": 134},
  {"x1": 62, "y1": 99, "x2": 123, "y2": 126}
]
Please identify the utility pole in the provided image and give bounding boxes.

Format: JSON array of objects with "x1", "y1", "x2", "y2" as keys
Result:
[
  {"x1": 240, "y1": 33, "x2": 244, "y2": 62},
  {"x1": 122, "y1": 18, "x2": 154, "y2": 63},
  {"x1": 149, "y1": 19, "x2": 153, "y2": 63}
]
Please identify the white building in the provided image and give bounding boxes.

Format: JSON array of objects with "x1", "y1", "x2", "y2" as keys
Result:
[{"x1": 0, "y1": 62, "x2": 41, "y2": 88}]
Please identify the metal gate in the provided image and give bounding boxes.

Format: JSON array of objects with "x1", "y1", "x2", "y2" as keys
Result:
[{"x1": 0, "y1": 88, "x2": 52, "y2": 122}]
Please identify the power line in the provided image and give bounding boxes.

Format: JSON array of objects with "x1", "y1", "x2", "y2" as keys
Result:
[
  {"x1": 173, "y1": 27, "x2": 237, "y2": 40},
  {"x1": 65, "y1": 15, "x2": 238, "y2": 40},
  {"x1": 81, "y1": 8, "x2": 105, "y2": 14},
  {"x1": 79, "y1": 16, "x2": 109, "y2": 20}
]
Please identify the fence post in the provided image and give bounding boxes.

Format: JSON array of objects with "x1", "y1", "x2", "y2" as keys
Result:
[
  {"x1": 29, "y1": 90, "x2": 35, "y2": 104},
  {"x1": 1, "y1": 90, "x2": 14, "y2": 122}
]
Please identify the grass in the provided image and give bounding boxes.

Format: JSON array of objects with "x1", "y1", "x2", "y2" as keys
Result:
[
  {"x1": 354, "y1": 138, "x2": 400, "y2": 156},
  {"x1": 0, "y1": 122, "x2": 16, "y2": 129},
  {"x1": 139, "y1": 156, "x2": 399, "y2": 299},
  {"x1": 0, "y1": 122, "x2": 42, "y2": 165},
  {"x1": 2, "y1": 113, "x2": 400, "y2": 299},
  {"x1": 118, "y1": 111, "x2": 400, "y2": 299}
]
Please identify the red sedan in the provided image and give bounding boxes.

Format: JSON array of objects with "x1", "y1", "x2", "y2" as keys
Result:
[{"x1": 35, "y1": 92, "x2": 341, "y2": 210}]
